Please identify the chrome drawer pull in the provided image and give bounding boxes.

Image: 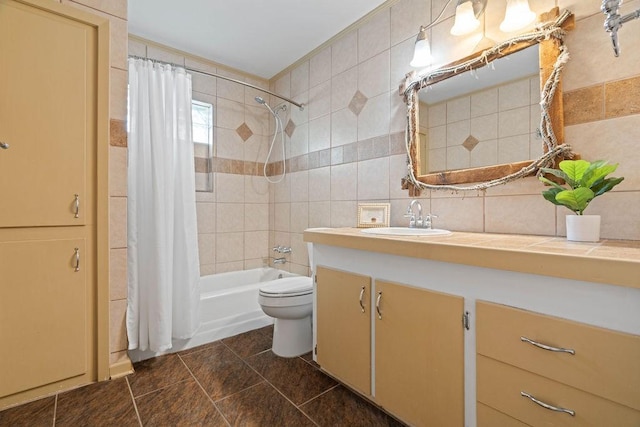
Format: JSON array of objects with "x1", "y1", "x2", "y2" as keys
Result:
[
  {"x1": 74, "y1": 194, "x2": 80, "y2": 218},
  {"x1": 358, "y1": 286, "x2": 365, "y2": 313},
  {"x1": 376, "y1": 292, "x2": 382, "y2": 320},
  {"x1": 0, "y1": 142, "x2": 9, "y2": 149},
  {"x1": 74, "y1": 247, "x2": 80, "y2": 272},
  {"x1": 521, "y1": 391, "x2": 575, "y2": 416},
  {"x1": 520, "y1": 336, "x2": 575, "y2": 355}
]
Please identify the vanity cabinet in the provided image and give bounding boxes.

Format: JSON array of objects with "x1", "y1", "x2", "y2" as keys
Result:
[
  {"x1": 476, "y1": 301, "x2": 640, "y2": 426},
  {"x1": 315, "y1": 266, "x2": 464, "y2": 426}
]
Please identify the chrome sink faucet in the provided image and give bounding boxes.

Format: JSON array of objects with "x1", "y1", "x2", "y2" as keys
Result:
[{"x1": 405, "y1": 199, "x2": 438, "y2": 229}]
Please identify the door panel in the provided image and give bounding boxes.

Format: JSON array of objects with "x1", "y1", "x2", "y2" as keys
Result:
[
  {"x1": 0, "y1": 238, "x2": 87, "y2": 397},
  {"x1": 0, "y1": 0, "x2": 90, "y2": 227},
  {"x1": 375, "y1": 281, "x2": 464, "y2": 426},
  {"x1": 316, "y1": 266, "x2": 371, "y2": 396}
]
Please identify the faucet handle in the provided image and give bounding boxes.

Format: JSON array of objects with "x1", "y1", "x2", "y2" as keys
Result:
[{"x1": 423, "y1": 213, "x2": 438, "y2": 229}]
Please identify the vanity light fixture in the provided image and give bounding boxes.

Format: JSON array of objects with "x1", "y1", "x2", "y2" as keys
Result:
[
  {"x1": 499, "y1": 0, "x2": 536, "y2": 33},
  {"x1": 411, "y1": 0, "x2": 538, "y2": 68},
  {"x1": 451, "y1": 0, "x2": 487, "y2": 36}
]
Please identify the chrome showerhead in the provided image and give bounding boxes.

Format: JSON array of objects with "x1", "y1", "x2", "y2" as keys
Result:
[{"x1": 255, "y1": 96, "x2": 266, "y2": 104}]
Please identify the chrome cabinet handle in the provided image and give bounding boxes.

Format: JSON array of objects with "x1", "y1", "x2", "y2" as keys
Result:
[
  {"x1": 358, "y1": 286, "x2": 365, "y2": 313},
  {"x1": 74, "y1": 194, "x2": 80, "y2": 218},
  {"x1": 521, "y1": 391, "x2": 575, "y2": 416},
  {"x1": 376, "y1": 292, "x2": 382, "y2": 320},
  {"x1": 521, "y1": 336, "x2": 575, "y2": 355},
  {"x1": 74, "y1": 247, "x2": 80, "y2": 272},
  {"x1": 0, "y1": 142, "x2": 9, "y2": 149}
]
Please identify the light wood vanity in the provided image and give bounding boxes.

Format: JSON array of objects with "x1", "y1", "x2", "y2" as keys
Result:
[{"x1": 304, "y1": 228, "x2": 640, "y2": 427}]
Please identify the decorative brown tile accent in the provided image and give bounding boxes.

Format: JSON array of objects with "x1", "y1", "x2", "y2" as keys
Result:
[
  {"x1": 463, "y1": 135, "x2": 480, "y2": 152},
  {"x1": 236, "y1": 122, "x2": 253, "y2": 142},
  {"x1": 300, "y1": 385, "x2": 405, "y2": 426},
  {"x1": 331, "y1": 146, "x2": 344, "y2": 165},
  {"x1": 246, "y1": 350, "x2": 337, "y2": 405},
  {"x1": 285, "y1": 119, "x2": 297, "y2": 138},
  {"x1": 55, "y1": 378, "x2": 139, "y2": 426},
  {"x1": 128, "y1": 354, "x2": 192, "y2": 397},
  {"x1": 373, "y1": 135, "x2": 391, "y2": 158},
  {"x1": 343, "y1": 142, "x2": 358, "y2": 163},
  {"x1": 358, "y1": 138, "x2": 375, "y2": 160},
  {"x1": 349, "y1": 90, "x2": 368, "y2": 116},
  {"x1": 135, "y1": 379, "x2": 226, "y2": 426},
  {"x1": 563, "y1": 85, "x2": 604, "y2": 126},
  {"x1": 216, "y1": 382, "x2": 315, "y2": 426},
  {"x1": 231, "y1": 159, "x2": 244, "y2": 174},
  {"x1": 308, "y1": 151, "x2": 320, "y2": 169},
  {"x1": 0, "y1": 396, "x2": 55, "y2": 426},
  {"x1": 222, "y1": 326, "x2": 273, "y2": 359},
  {"x1": 180, "y1": 342, "x2": 263, "y2": 401},
  {"x1": 318, "y1": 148, "x2": 331, "y2": 167},
  {"x1": 390, "y1": 132, "x2": 406, "y2": 155},
  {"x1": 194, "y1": 157, "x2": 210, "y2": 173},
  {"x1": 605, "y1": 75, "x2": 640, "y2": 119},
  {"x1": 110, "y1": 119, "x2": 127, "y2": 147},
  {"x1": 213, "y1": 158, "x2": 231, "y2": 174}
]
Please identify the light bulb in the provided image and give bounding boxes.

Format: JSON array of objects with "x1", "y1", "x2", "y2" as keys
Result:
[
  {"x1": 451, "y1": 1, "x2": 481, "y2": 36},
  {"x1": 500, "y1": 0, "x2": 536, "y2": 33},
  {"x1": 410, "y1": 27, "x2": 431, "y2": 68}
]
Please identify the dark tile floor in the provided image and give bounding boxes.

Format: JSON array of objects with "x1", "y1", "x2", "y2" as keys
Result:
[{"x1": 0, "y1": 326, "x2": 405, "y2": 426}]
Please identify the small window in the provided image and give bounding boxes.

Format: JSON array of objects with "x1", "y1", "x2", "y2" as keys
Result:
[{"x1": 192, "y1": 100, "x2": 214, "y2": 192}]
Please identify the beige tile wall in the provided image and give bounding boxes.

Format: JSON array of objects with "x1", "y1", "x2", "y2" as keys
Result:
[{"x1": 268, "y1": 0, "x2": 640, "y2": 273}]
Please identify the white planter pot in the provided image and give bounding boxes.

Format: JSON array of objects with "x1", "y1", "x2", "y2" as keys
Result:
[{"x1": 566, "y1": 215, "x2": 601, "y2": 242}]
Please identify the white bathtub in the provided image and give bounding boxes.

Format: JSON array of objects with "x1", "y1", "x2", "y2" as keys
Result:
[{"x1": 130, "y1": 267, "x2": 299, "y2": 362}]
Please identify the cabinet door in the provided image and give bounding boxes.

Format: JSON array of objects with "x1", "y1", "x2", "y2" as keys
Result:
[
  {"x1": 0, "y1": 238, "x2": 87, "y2": 398},
  {"x1": 316, "y1": 266, "x2": 371, "y2": 396},
  {"x1": 375, "y1": 281, "x2": 464, "y2": 426},
  {"x1": 0, "y1": 0, "x2": 93, "y2": 227}
]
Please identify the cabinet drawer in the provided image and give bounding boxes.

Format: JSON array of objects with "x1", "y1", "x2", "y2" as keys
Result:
[
  {"x1": 477, "y1": 402, "x2": 528, "y2": 427},
  {"x1": 477, "y1": 355, "x2": 640, "y2": 426},
  {"x1": 476, "y1": 301, "x2": 640, "y2": 410}
]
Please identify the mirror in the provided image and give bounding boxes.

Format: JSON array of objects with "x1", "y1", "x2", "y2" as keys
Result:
[
  {"x1": 401, "y1": 8, "x2": 575, "y2": 193},
  {"x1": 418, "y1": 45, "x2": 540, "y2": 175}
]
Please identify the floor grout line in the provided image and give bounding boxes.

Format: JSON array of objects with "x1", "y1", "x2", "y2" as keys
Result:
[
  {"x1": 125, "y1": 376, "x2": 144, "y2": 427},
  {"x1": 176, "y1": 353, "x2": 232, "y2": 427}
]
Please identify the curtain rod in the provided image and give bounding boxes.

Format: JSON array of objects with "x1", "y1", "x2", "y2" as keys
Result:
[{"x1": 128, "y1": 55, "x2": 305, "y2": 111}]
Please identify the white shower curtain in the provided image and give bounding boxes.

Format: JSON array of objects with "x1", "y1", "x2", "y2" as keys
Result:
[{"x1": 127, "y1": 58, "x2": 200, "y2": 352}]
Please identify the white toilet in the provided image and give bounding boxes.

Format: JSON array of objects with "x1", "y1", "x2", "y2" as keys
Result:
[{"x1": 258, "y1": 276, "x2": 313, "y2": 357}]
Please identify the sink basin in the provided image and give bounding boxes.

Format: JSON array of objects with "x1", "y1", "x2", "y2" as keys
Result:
[{"x1": 361, "y1": 227, "x2": 452, "y2": 236}]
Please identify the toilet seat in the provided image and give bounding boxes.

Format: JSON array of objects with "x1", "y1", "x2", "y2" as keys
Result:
[{"x1": 259, "y1": 277, "x2": 312, "y2": 298}]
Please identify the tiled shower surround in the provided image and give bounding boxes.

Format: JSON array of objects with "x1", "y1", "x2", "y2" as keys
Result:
[{"x1": 103, "y1": 0, "x2": 640, "y2": 377}]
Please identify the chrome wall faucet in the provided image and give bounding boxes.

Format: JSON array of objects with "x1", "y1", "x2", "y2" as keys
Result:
[{"x1": 602, "y1": 0, "x2": 640, "y2": 56}]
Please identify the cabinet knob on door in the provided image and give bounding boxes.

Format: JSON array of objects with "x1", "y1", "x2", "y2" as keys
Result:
[
  {"x1": 74, "y1": 194, "x2": 80, "y2": 218},
  {"x1": 0, "y1": 142, "x2": 9, "y2": 149},
  {"x1": 359, "y1": 287, "x2": 366, "y2": 313}
]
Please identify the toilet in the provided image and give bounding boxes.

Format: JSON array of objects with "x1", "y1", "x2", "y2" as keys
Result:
[{"x1": 258, "y1": 276, "x2": 313, "y2": 357}]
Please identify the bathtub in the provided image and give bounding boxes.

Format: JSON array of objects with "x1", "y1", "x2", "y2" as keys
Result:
[{"x1": 129, "y1": 267, "x2": 300, "y2": 362}]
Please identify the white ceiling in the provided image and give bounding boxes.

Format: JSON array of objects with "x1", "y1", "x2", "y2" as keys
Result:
[{"x1": 128, "y1": 0, "x2": 388, "y2": 79}]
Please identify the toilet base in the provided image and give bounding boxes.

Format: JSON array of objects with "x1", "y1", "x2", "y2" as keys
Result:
[{"x1": 272, "y1": 315, "x2": 312, "y2": 357}]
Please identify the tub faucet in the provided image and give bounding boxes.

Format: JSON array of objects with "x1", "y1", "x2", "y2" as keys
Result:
[
  {"x1": 273, "y1": 245, "x2": 292, "y2": 254},
  {"x1": 272, "y1": 257, "x2": 286, "y2": 264}
]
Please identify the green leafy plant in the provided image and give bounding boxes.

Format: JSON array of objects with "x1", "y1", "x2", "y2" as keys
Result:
[{"x1": 538, "y1": 159, "x2": 624, "y2": 215}]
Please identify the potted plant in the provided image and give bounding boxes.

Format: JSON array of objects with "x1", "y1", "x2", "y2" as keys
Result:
[{"x1": 539, "y1": 159, "x2": 624, "y2": 242}]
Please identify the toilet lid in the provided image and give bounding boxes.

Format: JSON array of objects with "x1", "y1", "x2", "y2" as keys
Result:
[{"x1": 259, "y1": 276, "x2": 313, "y2": 297}]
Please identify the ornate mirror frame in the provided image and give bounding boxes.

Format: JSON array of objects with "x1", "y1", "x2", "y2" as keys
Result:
[{"x1": 400, "y1": 8, "x2": 575, "y2": 195}]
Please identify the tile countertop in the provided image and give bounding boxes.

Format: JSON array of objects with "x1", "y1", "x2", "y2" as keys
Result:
[{"x1": 303, "y1": 228, "x2": 640, "y2": 290}]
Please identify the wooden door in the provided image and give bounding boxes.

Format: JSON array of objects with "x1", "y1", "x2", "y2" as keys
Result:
[
  {"x1": 375, "y1": 280, "x2": 464, "y2": 426},
  {"x1": 0, "y1": 0, "x2": 94, "y2": 227},
  {"x1": 316, "y1": 266, "x2": 371, "y2": 396},
  {"x1": 0, "y1": 238, "x2": 87, "y2": 397}
]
